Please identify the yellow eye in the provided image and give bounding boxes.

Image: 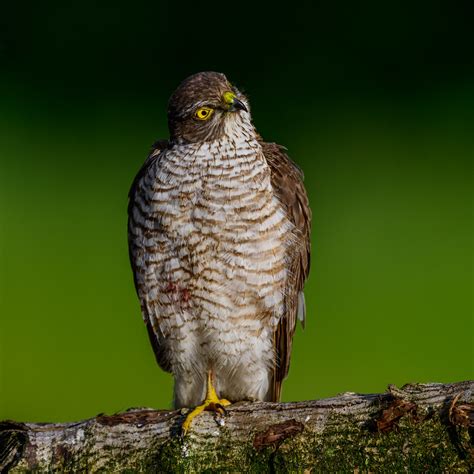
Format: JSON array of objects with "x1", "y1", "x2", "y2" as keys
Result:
[{"x1": 195, "y1": 107, "x2": 214, "y2": 120}]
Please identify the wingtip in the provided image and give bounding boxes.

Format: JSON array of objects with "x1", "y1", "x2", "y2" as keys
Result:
[{"x1": 297, "y1": 291, "x2": 306, "y2": 329}]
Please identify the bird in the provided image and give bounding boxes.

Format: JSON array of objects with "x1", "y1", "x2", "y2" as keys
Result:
[{"x1": 128, "y1": 71, "x2": 311, "y2": 432}]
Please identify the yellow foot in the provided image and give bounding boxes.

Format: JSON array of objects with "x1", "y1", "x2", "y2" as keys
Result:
[{"x1": 182, "y1": 372, "x2": 231, "y2": 435}]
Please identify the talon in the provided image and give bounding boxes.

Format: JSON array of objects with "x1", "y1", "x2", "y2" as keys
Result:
[
  {"x1": 215, "y1": 403, "x2": 227, "y2": 416},
  {"x1": 181, "y1": 371, "x2": 231, "y2": 435}
]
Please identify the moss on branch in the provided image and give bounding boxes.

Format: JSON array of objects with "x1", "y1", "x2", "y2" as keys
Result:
[{"x1": 1, "y1": 381, "x2": 472, "y2": 472}]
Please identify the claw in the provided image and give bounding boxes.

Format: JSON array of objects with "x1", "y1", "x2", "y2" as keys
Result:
[
  {"x1": 181, "y1": 372, "x2": 231, "y2": 435},
  {"x1": 215, "y1": 403, "x2": 227, "y2": 415}
]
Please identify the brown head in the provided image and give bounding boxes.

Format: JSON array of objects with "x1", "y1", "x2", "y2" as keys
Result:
[{"x1": 167, "y1": 72, "x2": 250, "y2": 143}]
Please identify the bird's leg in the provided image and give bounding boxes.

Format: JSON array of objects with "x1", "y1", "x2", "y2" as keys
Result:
[{"x1": 181, "y1": 370, "x2": 231, "y2": 435}]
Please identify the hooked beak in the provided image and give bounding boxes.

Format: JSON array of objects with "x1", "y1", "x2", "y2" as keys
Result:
[
  {"x1": 223, "y1": 91, "x2": 248, "y2": 113},
  {"x1": 230, "y1": 97, "x2": 248, "y2": 113}
]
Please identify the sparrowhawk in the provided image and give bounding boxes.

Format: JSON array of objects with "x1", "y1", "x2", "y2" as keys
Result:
[{"x1": 128, "y1": 72, "x2": 311, "y2": 431}]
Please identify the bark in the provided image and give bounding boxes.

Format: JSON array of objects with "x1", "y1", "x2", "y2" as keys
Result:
[{"x1": 1, "y1": 381, "x2": 472, "y2": 472}]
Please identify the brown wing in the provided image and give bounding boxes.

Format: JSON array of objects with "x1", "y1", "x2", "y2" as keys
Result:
[
  {"x1": 260, "y1": 141, "x2": 312, "y2": 402},
  {"x1": 127, "y1": 139, "x2": 172, "y2": 372}
]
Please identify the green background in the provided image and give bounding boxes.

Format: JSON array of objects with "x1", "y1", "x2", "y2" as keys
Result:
[{"x1": 0, "y1": 1, "x2": 472, "y2": 422}]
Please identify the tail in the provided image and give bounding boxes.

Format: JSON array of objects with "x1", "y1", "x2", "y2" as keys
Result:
[{"x1": 269, "y1": 378, "x2": 283, "y2": 402}]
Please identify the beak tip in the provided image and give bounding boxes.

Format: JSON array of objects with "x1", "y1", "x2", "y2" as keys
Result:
[{"x1": 232, "y1": 98, "x2": 248, "y2": 113}]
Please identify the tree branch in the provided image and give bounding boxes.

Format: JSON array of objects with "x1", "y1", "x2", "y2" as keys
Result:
[{"x1": 1, "y1": 381, "x2": 473, "y2": 472}]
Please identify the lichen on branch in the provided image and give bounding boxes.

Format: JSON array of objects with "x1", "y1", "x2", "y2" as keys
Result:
[{"x1": 1, "y1": 381, "x2": 472, "y2": 472}]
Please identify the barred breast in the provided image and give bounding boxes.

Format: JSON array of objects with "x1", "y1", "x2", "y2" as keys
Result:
[{"x1": 129, "y1": 119, "x2": 296, "y2": 406}]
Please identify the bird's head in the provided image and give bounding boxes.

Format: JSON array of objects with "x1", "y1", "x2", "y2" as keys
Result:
[{"x1": 167, "y1": 71, "x2": 251, "y2": 143}]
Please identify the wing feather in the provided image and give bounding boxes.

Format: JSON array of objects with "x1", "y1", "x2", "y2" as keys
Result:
[
  {"x1": 260, "y1": 141, "x2": 312, "y2": 401},
  {"x1": 127, "y1": 139, "x2": 172, "y2": 372}
]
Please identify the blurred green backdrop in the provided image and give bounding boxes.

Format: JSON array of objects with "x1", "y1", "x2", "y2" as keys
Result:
[{"x1": 0, "y1": 1, "x2": 472, "y2": 422}]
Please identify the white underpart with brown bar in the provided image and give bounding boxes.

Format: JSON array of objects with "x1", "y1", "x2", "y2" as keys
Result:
[{"x1": 129, "y1": 110, "x2": 296, "y2": 407}]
